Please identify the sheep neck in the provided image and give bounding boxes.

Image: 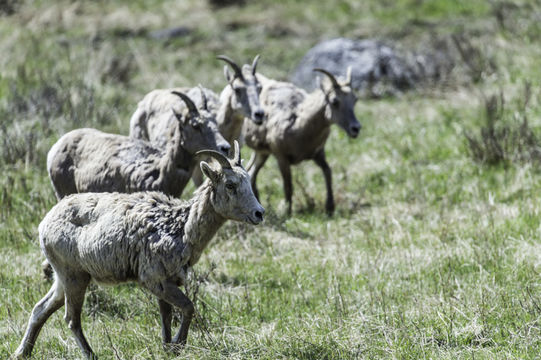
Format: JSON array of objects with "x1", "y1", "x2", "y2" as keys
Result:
[
  {"x1": 294, "y1": 90, "x2": 331, "y2": 134},
  {"x1": 217, "y1": 86, "x2": 244, "y2": 143},
  {"x1": 158, "y1": 126, "x2": 194, "y2": 195},
  {"x1": 183, "y1": 180, "x2": 225, "y2": 266}
]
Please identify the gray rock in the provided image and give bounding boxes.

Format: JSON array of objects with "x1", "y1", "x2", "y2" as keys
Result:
[{"x1": 290, "y1": 38, "x2": 449, "y2": 96}]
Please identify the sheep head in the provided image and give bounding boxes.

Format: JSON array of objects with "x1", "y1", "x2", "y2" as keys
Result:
[
  {"x1": 197, "y1": 140, "x2": 265, "y2": 225},
  {"x1": 314, "y1": 67, "x2": 361, "y2": 139},
  {"x1": 171, "y1": 91, "x2": 231, "y2": 156},
  {"x1": 218, "y1": 54, "x2": 265, "y2": 125}
]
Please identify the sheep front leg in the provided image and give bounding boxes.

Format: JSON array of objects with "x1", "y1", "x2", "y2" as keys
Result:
[
  {"x1": 150, "y1": 282, "x2": 194, "y2": 350},
  {"x1": 277, "y1": 157, "x2": 293, "y2": 215},
  {"x1": 248, "y1": 152, "x2": 269, "y2": 200},
  {"x1": 313, "y1": 149, "x2": 334, "y2": 216},
  {"x1": 158, "y1": 299, "x2": 173, "y2": 344}
]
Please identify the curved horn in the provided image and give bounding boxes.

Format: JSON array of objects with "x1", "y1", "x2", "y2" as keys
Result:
[
  {"x1": 171, "y1": 91, "x2": 199, "y2": 117},
  {"x1": 251, "y1": 54, "x2": 260, "y2": 75},
  {"x1": 197, "y1": 85, "x2": 208, "y2": 111},
  {"x1": 196, "y1": 149, "x2": 232, "y2": 169},
  {"x1": 233, "y1": 140, "x2": 241, "y2": 166},
  {"x1": 313, "y1": 68, "x2": 340, "y2": 88},
  {"x1": 346, "y1": 66, "x2": 352, "y2": 86},
  {"x1": 217, "y1": 55, "x2": 243, "y2": 79}
]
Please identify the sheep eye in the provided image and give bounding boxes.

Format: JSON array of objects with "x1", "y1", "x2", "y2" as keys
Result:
[
  {"x1": 234, "y1": 87, "x2": 243, "y2": 95},
  {"x1": 331, "y1": 98, "x2": 340, "y2": 107},
  {"x1": 226, "y1": 183, "x2": 236, "y2": 191}
]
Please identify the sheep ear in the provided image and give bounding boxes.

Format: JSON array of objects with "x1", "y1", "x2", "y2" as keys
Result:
[
  {"x1": 200, "y1": 161, "x2": 220, "y2": 183},
  {"x1": 317, "y1": 76, "x2": 328, "y2": 96},
  {"x1": 172, "y1": 109, "x2": 187, "y2": 126},
  {"x1": 346, "y1": 66, "x2": 352, "y2": 86},
  {"x1": 224, "y1": 65, "x2": 233, "y2": 84}
]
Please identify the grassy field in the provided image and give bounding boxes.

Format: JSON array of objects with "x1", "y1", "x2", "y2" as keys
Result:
[{"x1": 2, "y1": 0, "x2": 541, "y2": 358}]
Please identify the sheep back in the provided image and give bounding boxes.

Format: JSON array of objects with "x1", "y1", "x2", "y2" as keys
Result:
[
  {"x1": 48, "y1": 128, "x2": 165, "y2": 198},
  {"x1": 243, "y1": 79, "x2": 307, "y2": 151},
  {"x1": 40, "y1": 191, "x2": 190, "y2": 285},
  {"x1": 130, "y1": 87, "x2": 220, "y2": 148}
]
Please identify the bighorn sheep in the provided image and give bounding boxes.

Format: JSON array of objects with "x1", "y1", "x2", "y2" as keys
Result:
[
  {"x1": 14, "y1": 142, "x2": 265, "y2": 359},
  {"x1": 48, "y1": 91, "x2": 230, "y2": 199},
  {"x1": 129, "y1": 55, "x2": 264, "y2": 186},
  {"x1": 129, "y1": 55, "x2": 264, "y2": 147},
  {"x1": 243, "y1": 67, "x2": 361, "y2": 215}
]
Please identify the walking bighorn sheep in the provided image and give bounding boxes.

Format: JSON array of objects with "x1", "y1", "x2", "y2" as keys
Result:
[
  {"x1": 129, "y1": 55, "x2": 264, "y2": 185},
  {"x1": 129, "y1": 55, "x2": 264, "y2": 147},
  {"x1": 48, "y1": 91, "x2": 229, "y2": 199},
  {"x1": 14, "y1": 142, "x2": 265, "y2": 359},
  {"x1": 243, "y1": 67, "x2": 361, "y2": 215}
]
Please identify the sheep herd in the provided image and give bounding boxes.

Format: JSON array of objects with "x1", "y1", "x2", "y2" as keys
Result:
[{"x1": 14, "y1": 55, "x2": 360, "y2": 359}]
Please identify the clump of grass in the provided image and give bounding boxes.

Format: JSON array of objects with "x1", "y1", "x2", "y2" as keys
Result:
[
  {"x1": 452, "y1": 33, "x2": 496, "y2": 83},
  {"x1": 185, "y1": 264, "x2": 220, "y2": 348},
  {"x1": 0, "y1": 76, "x2": 108, "y2": 167},
  {"x1": 0, "y1": 63, "x2": 113, "y2": 167},
  {"x1": 465, "y1": 83, "x2": 541, "y2": 166}
]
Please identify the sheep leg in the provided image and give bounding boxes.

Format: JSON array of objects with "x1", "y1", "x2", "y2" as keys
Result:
[
  {"x1": 276, "y1": 157, "x2": 293, "y2": 215},
  {"x1": 63, "y1": 274, "x2": 94, "y2": 359},
  {"x1": 150, "y1": 282, "x2": 194, "y2": 348},
  {"x1": 14, "y1": 279, "x2": 65, "y2": 358},
  {"x1": 248, "y1": 152, "x2": 269, "y2": 199},
  {"x1": 313, "y1": 149, "x2": 334, "y2": 216},
  {"x1": 158, "y1": 299, "x2": 173, "y2": 344}
]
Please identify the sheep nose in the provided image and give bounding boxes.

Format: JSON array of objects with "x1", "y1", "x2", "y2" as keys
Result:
[
  {"x1": 253, "y1": 207, "x2": 265, "y2": 222},
  {"x1": 252, "y1": 109, "x2": 265, "y2": 124},
  {"x1": 219, "y1": 143, "x2": 231, "y2": 155},
  {"x1": 350, "y1": 124, "x2": 361, "y2": 138}
]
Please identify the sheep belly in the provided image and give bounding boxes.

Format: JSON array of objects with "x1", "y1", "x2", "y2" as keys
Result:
[{"x1": 77, "y1": 224, "x2": 140, "y2": 284}]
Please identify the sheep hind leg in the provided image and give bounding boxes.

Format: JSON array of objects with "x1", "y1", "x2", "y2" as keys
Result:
[
  {"x1": 62, "y1": 274, "x2": 94, "y2": 359},
  {"x1": 276, "y1": 157, "x2": 293, "y2": 216},
  {"x1": 248, "y1": 152, "x2": 269, "y2": 200},
  {"x1": 14, "y1": 278, "x2": 65, "y2": 358},
  {"x1": 313, "y1": 149, "x2": 334, "y2": 216}
]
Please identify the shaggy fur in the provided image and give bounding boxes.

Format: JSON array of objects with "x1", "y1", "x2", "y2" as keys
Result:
[
  {"x1": 48, "y1": 95, "x2": 229, "y2": 199},
  {"x1": 14, "y1": 147, "x2": 265, "y2": 359}
]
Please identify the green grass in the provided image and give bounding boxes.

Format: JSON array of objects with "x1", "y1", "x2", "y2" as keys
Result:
[{"x1": 2, "y1": 0, "x2": 541, "y2": 358}]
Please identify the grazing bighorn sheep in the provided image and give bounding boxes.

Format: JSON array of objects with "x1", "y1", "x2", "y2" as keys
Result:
[
  {"x1": 14, "y1": 142, "x2": 265, "y2": 359},
  {"x1": 48, "y1": 91, "x2": 230, "y2": 199},
  {"x1": 129, "y1": 55, "x2": 264, "y2": 147},
  {"x1": 243, "y1": 67, "x2": 361, "y2": 215}
]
